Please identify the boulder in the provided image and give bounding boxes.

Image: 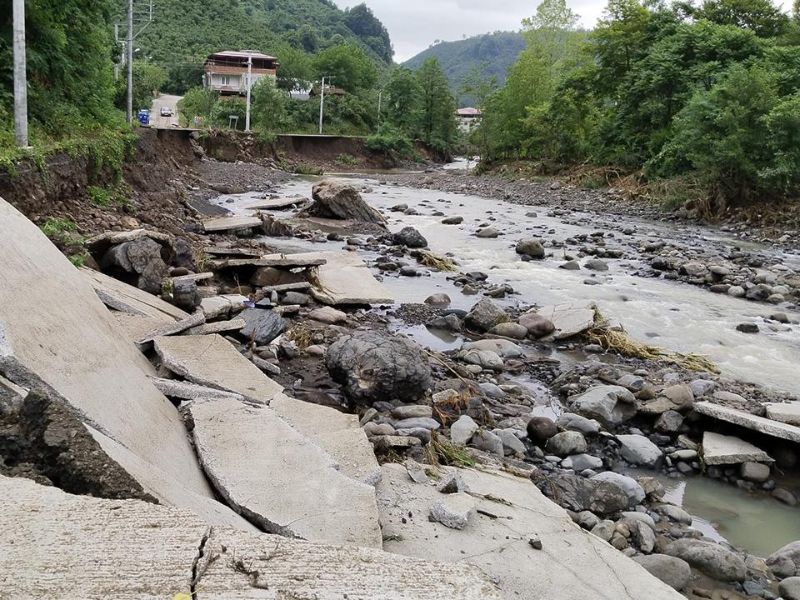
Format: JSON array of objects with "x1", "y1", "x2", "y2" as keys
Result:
[
  {"x1": 633, "y1": 555, "x2": 692, "y2": 590},
  {"x1": 768, "y1": 540, "x2": 800, "y2": 579},
  {"x1": 304, "y1": 180, "x2": 385, "y2": 224},
  {"x1": 561, "y1": 453, "x2": 603, "y2": 471},
  {"x1": 451, "y1": 415, "x2": 479, "y2": 446},
  {"x1": 488, "y1": 322, "x2": 528, "y2": 339},
  {"x1": 584, "y1": 259, "x2": 609, "y2": 272},
  {"x1": 558, "y1": 412, "x2": 602, "y2": 434},
  {"x1": 518, "y1": 313, "x2": 556, "y2": 338},
  {"x1": 101, "y1": 236, "x2": 169, "y2": 294},
  {"x1": 326, "y1": 332, "x2": 432, "y2": 404},
  {"x1": 464, "y1": 299, "x2": 509, "y2": 332},
  {"x1": 616, "y1": 434, "x2": 663, "y2": 467},
  {"x1": 516, "y1": 239, "x2": 545, "y2": 259},
  {"x1": 527, "y1": 416, "x2": 558, "y2": 444},
  {"x1": 665, "y1": 539, "x2": 746, "y2": 582},
  {"x1": 569, "y1": 385, "x2": 637, "y2": 425},
  {"x1": 239, "y1": 307, "x2": 286, "y2": 345},
  {"x1": 780, "y1": 577, "x2": 800, "y2": 600},
  {"x1": 475, "y1": 227, "x2": 499, "y2": 238},
  {"x1": 740, "y1": 461, "x2": 770, "y2": 482},
  {"x1": 462, "y1": 339, "x2": 523, "y2": 358},
  {"x1": 546, "y1": 431, "x2": 587, "y2": 456},
  {"x1": 540, "y1": 473, "x2": 629, "y2": 516},
  {"x1": 471, "y1": 430, "x2": 505, "y2": 456},
  {"x1": 392, "y1": 227, "x2": 428, "y2": 248},
  {"x1": 308, "y1": 306, "x2": 348, "y2": 324},
  {"x1": 590, "y1": 472, "x2": 646, "y2": 507},
  {"x1": 424, "y1": 293, "x2": 451, "y2": 306}
]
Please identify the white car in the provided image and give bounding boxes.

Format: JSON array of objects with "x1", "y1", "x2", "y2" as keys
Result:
[{"x1": 160, "y1": 106, "x2": 173, "y2": 117}]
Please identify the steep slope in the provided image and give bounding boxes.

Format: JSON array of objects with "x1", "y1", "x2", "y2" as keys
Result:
[{"x1": 403, "y1": 32, "x2": 525, "y2": 103}]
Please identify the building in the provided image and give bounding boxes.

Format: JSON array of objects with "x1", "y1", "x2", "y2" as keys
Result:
[
  {"x1": 456, "y1": 107, "x2": 482, "y2": 132},
  {"x1": 203, "y1": 51, "x2": 278, "y2": 96}
]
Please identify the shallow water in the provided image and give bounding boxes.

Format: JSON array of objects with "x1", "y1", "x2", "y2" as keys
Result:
[{"x1": 267, "y1": 177, "x2": 800, "y2": 395}]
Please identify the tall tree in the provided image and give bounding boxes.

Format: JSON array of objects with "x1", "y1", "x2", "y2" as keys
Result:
[{"x1": 415, "y1": 58, "x2": 457, "y2": 153}]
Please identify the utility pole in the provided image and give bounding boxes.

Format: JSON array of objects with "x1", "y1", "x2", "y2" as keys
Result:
[
  {"x1": 12, "y1": 0, "x2": 29, "y2": 147},
  {"x1": 318, "y1": 76, "x2": 326, "y2": 135},
  {"x1": 245, "y1": 53, "x2": 252, "y2": 132},
  {"x1": 126, "y1": 0, "x2": 134, "y2": 124},
  {"x1": 377, "y1": 90, "x2": 383, "y2": 119}
]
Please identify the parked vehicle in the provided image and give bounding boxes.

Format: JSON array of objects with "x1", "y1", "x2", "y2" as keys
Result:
[
  {"x1": 137, "y1": 109, "x2": 150, "y2": 126},
  {"x1": 160, "y1": 106, "x2": 173, "y2": 117}
]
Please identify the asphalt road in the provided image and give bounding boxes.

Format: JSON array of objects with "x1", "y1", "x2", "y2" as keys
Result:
[{"x1": 149, "y1": 94, "x2": 182, "y2": 128}]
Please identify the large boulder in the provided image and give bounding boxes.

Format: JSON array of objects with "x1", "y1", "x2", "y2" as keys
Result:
[
  {"x1": 101, "y1": 236, "x2": 169, "y2": 294},
  {"x1": 239, "y1": 308, "x2": 285, "y2": 345},
  {"x1": 633, "y1": 555, "x2": 692, "y2": 591},
  {"x1": 569, "y1": 385, "x2": 637, "y2": 425},
  {"x1": 303, "y1": 180, "x2": 385, "y2": 225},
  {"x1": 465, "y1": 299, "x2": 509, "y2": 332},
  {"x1": 617, "y1": 434, "x2": 663, "y2": 467},
  {"x1": 392, "y1": 227, "x2": 428, "y2": 248},
  {"x1": 665, "y1": 539, "x2": 746, "y2": 582},
  {"x1": 545, "y1": 431, "x2": 587, "y2": 456},
  {"x1": 538, "y1": 472, "x2": 628, "y2": 516},
  {"x1": 515, "y1": 239, "x2": 545, "y2": 259},
  {"x1": 768, "y1": 540, "x2": 800, "y2": 579},
  {"x1": 590, "y1": 472, "x2": 646, "y2": 507},
  {"x1": 326, "y1": 332, "x2": 432, "y2": 404}
]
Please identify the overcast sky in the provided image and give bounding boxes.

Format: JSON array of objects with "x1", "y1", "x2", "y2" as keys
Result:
[{"x1": 335, "y1": 0, "x2": 607, "y2": 62}]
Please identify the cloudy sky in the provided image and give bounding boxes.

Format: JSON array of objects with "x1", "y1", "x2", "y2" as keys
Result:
[{"x1": 335, "y1": 0, "x2": 607, "y2": 62}]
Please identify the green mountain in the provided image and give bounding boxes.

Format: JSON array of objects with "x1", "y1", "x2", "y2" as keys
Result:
[
  {"x1": 131, "y1": 0, "x2": 392, "y2": 70},
  {"x1": 403, "y1": 31, "x2": 525, "y2": 105}
]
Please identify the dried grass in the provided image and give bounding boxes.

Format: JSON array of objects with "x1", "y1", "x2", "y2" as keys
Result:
[
  {"x1": 587, "y1": 307, "x2": 719, "y2": 373},
  {"x1": 285, "y1": 323, "x2": 313, "y2": 349},
  {"x1": 426, "y1": 431, "x2": 476, "y2": 468},
  {"x1": 415, "y1": 250, "x2": 458, "y2": 272}
]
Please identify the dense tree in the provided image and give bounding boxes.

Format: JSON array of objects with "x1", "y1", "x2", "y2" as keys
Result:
[
  {"x1": 415, "y1": 59, "x2": 458, "y2": 154},
  {"x1": 344, "y1": 4, "x2": 393, "y2": 62},
  {"x1": 313, "y1": 44, "x2": 378, "y2": 92},
  {"x1": 116, "y1": 61, "x2": 167, "y2": 113},
  {"x1": 383, "y1": 68, "x2": 422, "y2": 131}
]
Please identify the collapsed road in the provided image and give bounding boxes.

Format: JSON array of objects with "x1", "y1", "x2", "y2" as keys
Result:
[{"x1": 1, "y1": 158, "x2": 799, "y2": 600}]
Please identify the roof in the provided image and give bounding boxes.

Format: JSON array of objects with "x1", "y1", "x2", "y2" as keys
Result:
[
  {"x1": 208, "y1": 50, "x2": 277, "y2": 61},
  {"x1": 457, "y1": 107, "x2": 482, "y2": 117}
]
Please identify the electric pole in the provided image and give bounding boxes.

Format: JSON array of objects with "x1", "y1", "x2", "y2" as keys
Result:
[
  {"x1": 318, "y1": 76, "x2": 326, "y2": 135},
  {"x1": 13, "y1": 0, "x2": 29, "y2": 147},
  {"x1": 126, "y1": 0, "x2": 134, "y2": 124},
  {"x1": 245, "y1": 53, "x2": 252, "y2": 132}
]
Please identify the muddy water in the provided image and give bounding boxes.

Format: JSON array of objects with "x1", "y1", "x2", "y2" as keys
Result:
[{"x1": 261, "y1": 178, "x2": 800, "y2": 395}]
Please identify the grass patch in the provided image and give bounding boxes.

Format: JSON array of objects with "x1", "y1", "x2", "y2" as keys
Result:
[
  {"x1": 293, "y1": 163, "x2": 323, "y2": 176},
  {"x1": 87, "y1": 184, "x2": 131, "y2": 209},
  {"x1": 335, "y1": 153, "x2": 358, "y2": 166},
  {"x1": 426, "y1": 431, "x2": 476, "y2": 468},
  {"x1": 40, "y1": 217, "x2": 85, "y2": 246}
]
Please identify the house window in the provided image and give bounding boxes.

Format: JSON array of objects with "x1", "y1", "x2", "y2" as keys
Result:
[{"x1": 221, "y1": 75, "x2": 231, "y2": 86}]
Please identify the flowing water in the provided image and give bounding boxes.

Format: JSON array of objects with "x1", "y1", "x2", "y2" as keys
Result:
[{"x1": 212, "y1": 175, "x2": 800, "y2": 556}]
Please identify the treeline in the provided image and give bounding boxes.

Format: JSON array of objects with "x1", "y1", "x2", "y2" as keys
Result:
[{"x1": 477, "y1": 0, "x2": 800, "y2": 211}]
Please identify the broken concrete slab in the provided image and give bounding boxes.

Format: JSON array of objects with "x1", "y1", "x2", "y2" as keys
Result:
[
  {"x1": 149, "y1": 377, "x2": 247, "y2": 404},
  {"x1": 185, "y1": 318, "x2": 246, "y2": 335},
  {"x1": 694, "y1": 401, "x2": 800, "y2": 443},
  {"x1": 536, "y1": 304, "x2": 596, "y2": 340},
  {"x1": 765, "y1": 402, "x2": 800, "y2": 426},
  {"x1": 82, "y1": 267, "x2": 189, "y2": 321},
  {"x1": 0, "y1": 198, "x2": 214, "y2": 505},
  {"x1": 190, "y1": 398, "x2": 382, "y2": 548},
  {"x1": 213, "y1": 255, "x2": 327, "y2": 269},
  {"x1": 111, "y1": 312, "x2": 173, "y2": 343},
  {"x1": 301, "y1": 251, "x2": 393, "y2": 305},
  {"x1": 135, "y1": 310, "x2": 206, "y2": 347},
  {"x1": 203, "y1": 245, "x2": 263, "y2": 257},
  {"x1": 377, "y1": 463, "x2": 685, "y2": 600},
  {"x1": 202, "y1": 215, "x2": 263, "y2": 233},
  {"x1": 85, "y1": 228, "x2": 173, "y2": 252},
  {"x1": 240, "y1": 196, "x2": 311, "y2": 210},
  {"x1": 0, "y1": 474, "x2": 498, "y2": 600},
  {"x1": 702, "y1": 431, "x2": 773, "y2": 465},
  {"x1": 170, "y1": 271, "x2": 214, "y2": 284},
  {"x1": 199, "y1": 294, "x2": 249, "y2": 319},
  {"x1": 154, "y1": 334, "x2": 283, "y2": 404},
  {"x1": 271, "y1": 393, "x2": 381, "y2": 485}
]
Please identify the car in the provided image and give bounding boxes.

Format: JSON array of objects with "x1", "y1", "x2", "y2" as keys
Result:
[{"x1": 160, "y1": 106, "x2": 173, "y2": 117}]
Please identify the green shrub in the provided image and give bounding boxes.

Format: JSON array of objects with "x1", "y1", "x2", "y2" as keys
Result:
[
  {"x1": 335, "y1": 153, "x2": 358, "y2": 165},
  {"x1": 366, "y1": 124, "x2": 415, "y2": 163}
]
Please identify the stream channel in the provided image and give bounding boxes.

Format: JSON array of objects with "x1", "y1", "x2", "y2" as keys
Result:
[{"x1": 211, "y1": 171, "x2": 800, "y2": 558}]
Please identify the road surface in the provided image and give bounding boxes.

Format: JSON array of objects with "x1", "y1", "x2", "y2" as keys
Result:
[{"x1": 150, "y1": 94, "x2": 182, "y2": 128}]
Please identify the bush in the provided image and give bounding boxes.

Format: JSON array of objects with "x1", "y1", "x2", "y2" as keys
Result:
[
  {"x1": 178, "y1": 88, "x2": 219, "y2": 128},
  {"x1": 366, "y1": 124, "x2": 415, "y2": 163}
]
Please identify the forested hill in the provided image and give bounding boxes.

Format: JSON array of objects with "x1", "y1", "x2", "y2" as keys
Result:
[
  {"x1": 403, "y1": 32, "x2": 525, "y2": 101},
  {"x1": 133, "y1": 0, "x2": 393, "y2": 68}
]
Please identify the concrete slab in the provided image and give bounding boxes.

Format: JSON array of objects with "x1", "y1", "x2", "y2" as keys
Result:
[
  {"x1": 185, "y1": 318, "x2": 246, "y2": 335},
  {"x1": 136, "y1": 310, "x2": 205, "y2": 346},
  {"x1": 203, "y1": 246, "x2": 263, "y2": 257},
  {"x1": 153, "y1": 334, "x2": 283, "y2": 404},
  {"x1": 300, "y1": 251, "x2": 394, "y2": 305},
  {"x1": 536, "y1": 304, "x2": 596, "y2": 340},
  {"x1": 111, "y1": 312, "x2": 173, "y2": 342},
  {"x1": 0, "y1": 474, "x2": 499, "y2": 600},
  {"x1": 270, "y1": 393, "x2": 381, "y2": 485},
  {"x1": 240, "y1": 196, "x2": 310, "y2": 210},
  {"x1": 190, "y1": 398, "x2": 383, "y2": 548},
  {"x1": 0, "y1": 198, "x2": 213, "y2": 503},
  {"x1": 149, "y1": 377, "x2": 247, "y2": 404},
  {"x1": 765, "y1": 402, "x2": 800, "y2": 426},
  {"x1": 202, "y1": 215, "x2": 263, "y2": 233},
  {"x1": 702, "y1": 431, "x2": 773, "y2": 465},
  {"x1": 694, "y1": 401, "x2": 800, "y2": 443},
  {"x1": 218, "y1": 255, "x2": 327, "y2": 269},
  {"x1": 82, "y1": 267, "x2": 189, "y2": 321},
  {"x1": 377, "y1": 463, "x2": 685, "y2": 600},
  {"x1": 199, "y1": 294, "x2": 249, "y2": 319}
]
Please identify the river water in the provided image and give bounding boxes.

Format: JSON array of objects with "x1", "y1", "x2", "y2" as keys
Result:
[{"x1": 212, "y1": 174, "x2": 800, "y2": 556}]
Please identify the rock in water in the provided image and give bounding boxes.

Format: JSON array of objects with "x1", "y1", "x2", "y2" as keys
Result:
[
  {"x1": 303, "y1": 180, "x2": 385, "y2": 225},
  {"x1": 392, "y1": 227, "x2": 428, "y2": 248},
  {"x1": 538, "y1": 473, "x2": 628, "y2": 516},
  {"x1": 516, "y1": 239, "x2": 545, "y2": 259},
  {"x1": 465, "y1": 299, "x2": 509, "y2": 332},
  {"x1": 326, "y1": 332, "x2": 432, "y2": 404},
  {"x1": 569, "y1": 385, "x2": 637, "y2": 425}
]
